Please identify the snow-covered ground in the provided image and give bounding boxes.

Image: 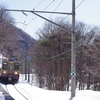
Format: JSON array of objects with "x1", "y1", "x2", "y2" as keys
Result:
[{"x1": 0, "y1": 74, "x2": 100, "y2": 100}]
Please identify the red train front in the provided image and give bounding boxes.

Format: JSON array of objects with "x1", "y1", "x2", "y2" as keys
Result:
[{"x1": 1, "y1": 57, "x2": 20, "y2": 84}]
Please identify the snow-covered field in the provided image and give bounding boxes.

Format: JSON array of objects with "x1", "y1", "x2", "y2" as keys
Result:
[{"x1": 0, "y1": 74, "x2": 100, "y2": 100}]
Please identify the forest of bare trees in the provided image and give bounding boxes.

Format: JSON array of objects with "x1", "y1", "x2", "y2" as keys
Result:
[{"x1": 32, "y1": 19, "x2": 100, "y2": 91}]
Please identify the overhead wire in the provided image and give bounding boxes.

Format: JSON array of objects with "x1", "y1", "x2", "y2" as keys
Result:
[
  {"x1": 22, "y1": 0, "x2": 44, "y2": 30},
  {"x1": 21, "y1": 0, "x2": 56, "y2": 40},
  {"x1": 25, "y1": 0, "x2": 55, "y2": 27},
  {"x1": 45, "y1": 44, "x2": 81, "y2": 61},
  {"x1": 49, "y1": 0, "x2": 63, "y2": 17},
  {"x1": 33, "y1": 0, "x2": 44, "y2": 10},
  {"x1": 17, "y1": 0, "x2": 85, "y2": 31},
  {"x1": 75, "y1": 0, "x2": 85, "y2": 9},
  {"x1": 61, "y1": 0, "x2": 85, "y2": 22},
  {"x1": 37, "y1": 0, "x2": 64, "y2": 31},
  {"x1": 31, "y1": 0, "x2": 84, "y2": 27},
  {"x1": 43, "y1": 0, "x2": 55, "y2": 11},
  {"x1": 22, "y1": 0, "x2": 64, "y2": 32}
]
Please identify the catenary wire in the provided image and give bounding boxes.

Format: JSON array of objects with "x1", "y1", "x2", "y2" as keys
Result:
[
  {"x1": 33, "y1": 0, "x2": 44, "y2": 10},
  {"x1": 49, "y1": 0, "x2": 63, "y2": 17},
  {"x1": 45, "y1": 44, "x2": 81, "y2": 61},
  {"x1": 25, "y1": 0, "x2": 55, "y2": 27},
  {"x1": 43, "y1": 0, "x2": 55, "y2": 11},
  {"x1": 36, "y1": 0, "x2": 84, "y2": 34},
  {"x1": 22, "y1": 0, "x2": 66, "y2": 32},
  {"x1": 61, "y1": 0, "x2": 85, "y2": 22},
  {"x1": 36, "y1": 0, "x2": 64, "y2": 32},
  {"x1": 18, "y1": 0, "x2": 85, "y2": 31},
  {"x1": 22, "y1": 0, "x2": 44, "y2": 29}
]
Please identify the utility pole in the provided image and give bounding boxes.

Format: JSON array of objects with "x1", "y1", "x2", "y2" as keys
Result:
[
  {"x1": 71, "y1": 0, "x2": 76, "y2": 98},
  {"x1": 27, "y1": 54, "x2": 30, "y2": 82},
  {"x1": 25, "y1": 44, "x2": 27, "y2": 80}
]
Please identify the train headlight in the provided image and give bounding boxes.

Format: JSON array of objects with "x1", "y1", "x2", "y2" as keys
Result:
[
  {"x1": 15, "y1": 72, "x2": 18, "y2": 74},
  {"x1": 3, "y1": 71, "x2": 6, "y2": 74}
]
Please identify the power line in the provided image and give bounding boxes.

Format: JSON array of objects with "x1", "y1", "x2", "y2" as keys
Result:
[
  {"x1": 43, "y1": 0, "x2": 55, "y2": 11},
  {"x1": 25, "y1": 0, "x2": 55, "y2": 27},
  {"x1": 51, "y1": 0, "x2": 63, "y2": 14},
  {"x1": 21, "y1": 0, "x2": 71, "y2": 34},
  {"x1": 15, "y1": 0, "x2": 85, "y2": 35},
  {"x1": 22, "y1": 0, "x2": 44, "y2": 30},
  {"x1": 62, "y1": 0, "x2": 85, "y2": 22},
  {"x1": 75, "y1": 0, "x2": 85, "y2": 9},
  {"x1": 33, "y1": 0, "x2": 44, "y2": 10},
  {"x1": 46, "y1": 0, "x2": 64, "y2": 18},
  {"x1": 37, "y1": 0, "x2": 64, "y2": 32},
  {"x1": 45, "y1": 44, "x2": 81, "y2": 61}
]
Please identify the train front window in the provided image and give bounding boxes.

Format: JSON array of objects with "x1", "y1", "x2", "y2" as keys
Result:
[
  {"x1": 9, "y1": 65, "x2": 13, "y2": 70},
  {"x1": 9, "y1": 57, "x2": 15, "y2": 62},
  {"x1": 9, "y1": 62, "x2": 13, "y2": 70},
  {"x1": 14, "y1": 63, "x2": 19, "y2": 70},
  {"x1": 2, "y1": 62, "x2": 8, "y2": 70}
]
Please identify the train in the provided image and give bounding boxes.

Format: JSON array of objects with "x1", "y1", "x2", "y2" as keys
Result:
[{"x1": 0, "y1": 56, "x2": 20, "y2": 84}]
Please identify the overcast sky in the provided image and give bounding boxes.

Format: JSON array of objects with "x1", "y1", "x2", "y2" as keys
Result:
[{"x1": 0, "y1": 0, "x2": 100, "y2": 39}]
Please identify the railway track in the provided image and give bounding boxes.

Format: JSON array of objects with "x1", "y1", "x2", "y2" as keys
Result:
[
  {"x1": 15, "y1": 85, "x2": 33, "y2": 100},
  {"x1": 5, "y1": 84, "x2": 28, "y2": 100}
]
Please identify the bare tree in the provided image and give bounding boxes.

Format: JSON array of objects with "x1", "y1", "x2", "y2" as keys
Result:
[{"x1": 33, "y1": 19, "x2": 72, "y2": 90}]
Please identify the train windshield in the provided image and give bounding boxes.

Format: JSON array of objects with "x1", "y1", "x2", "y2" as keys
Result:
[
  {"x1": 9, "y1": 62, "x2": 14, "y2": 70},
  {"x1": 9, "y1": 58, "x2": 15, "y2": 62},
  {"x1": 2, "y1": 62, "x2": 8, "y2": 70},
  {"x1": 14, "y1": 63, "x2": 19, "y2": 70}
]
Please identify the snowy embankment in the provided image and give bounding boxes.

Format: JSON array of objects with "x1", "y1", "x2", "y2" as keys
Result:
[
  {"x1": 18, "y1": 74, "x2": 100, "y2": 100},
  {"x1": 14, "y1": 83, "x2": 100, "y2": 100},
  {"x1": 0, "y1": 74, "x2": 99, "y2": 100}
]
